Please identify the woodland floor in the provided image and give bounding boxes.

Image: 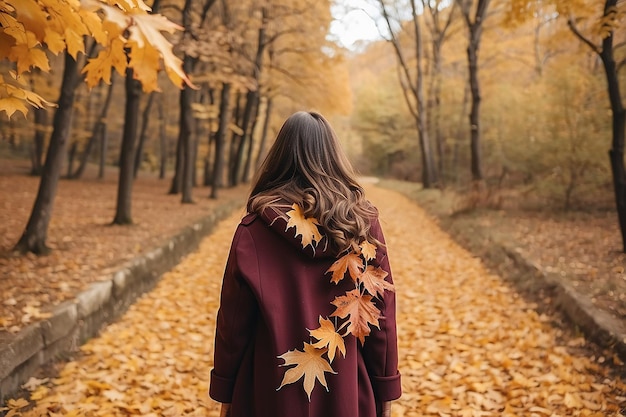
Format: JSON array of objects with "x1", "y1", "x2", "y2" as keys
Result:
[
  {"x1": 2, "y1": 179, "x2": 626, "y2": 416},
  {"x1": 0, "y1": 159, "x2": 249, "y2": 334}
]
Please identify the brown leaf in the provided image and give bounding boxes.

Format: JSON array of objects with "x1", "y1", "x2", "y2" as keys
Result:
[
  {"x1": 326, "y1": 252, "x2": 362, "y2": 284},
  {"x1": 359, "y1": 265, "x2": 393, "y2": 297},
  {"x1": 331, "y1": 289, "x2": 380, "y2": 344}
]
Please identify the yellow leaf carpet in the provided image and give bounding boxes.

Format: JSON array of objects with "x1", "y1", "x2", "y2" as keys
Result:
[{"x1": 11, "y1": 186, "x2": 625, "y2": 417}]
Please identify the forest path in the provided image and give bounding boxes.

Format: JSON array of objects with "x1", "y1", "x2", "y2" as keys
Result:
[{"x1": 14, "y1": 186, "x2": 625, "y2": 417}]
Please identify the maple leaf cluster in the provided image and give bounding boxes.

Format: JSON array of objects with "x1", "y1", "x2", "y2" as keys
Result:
[
  {"x1": 0, "y1": 0, "x2": 192, "y2": 118},
  {"x1": 278, "y1": 204, "x2": 395, "y2": 400}
]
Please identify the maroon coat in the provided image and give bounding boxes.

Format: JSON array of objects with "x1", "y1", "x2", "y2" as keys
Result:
[{"x1": 209, "y1": 206, "x2": 401, "y2": 416}]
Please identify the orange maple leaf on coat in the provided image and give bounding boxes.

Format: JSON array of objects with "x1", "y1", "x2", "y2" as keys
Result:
[
  {"x1": 309, "y1": 316, "x2": 346, "y2": 363},
  {"x1": 331, "y1": 289, "x2": 380, "y2": 345},
  {"x1": 277, "y1": 343, "x2": 336, "y2": 401},
  {"x1": 359, "y1": 265, "x2": 393, "y2": 297},
  {"x1": 286, "y1": 204, "x2": 322, "y2": 249},
  {"x1": 326, "y1": 252, "x2": 362, "y2": 284},
  {"x1": 359, "y1": 240, "x2": 377, "y2": 261}
]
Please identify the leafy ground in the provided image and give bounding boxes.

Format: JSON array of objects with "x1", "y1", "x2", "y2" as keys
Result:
[
  {"x1": 4, "y1": 185, "x2": 626, "y2": 416},
  {"x1": 0, "y1": 159, "x2": 248, "y2": 334}
]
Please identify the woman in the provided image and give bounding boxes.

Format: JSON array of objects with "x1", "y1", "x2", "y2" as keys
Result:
[{"x1": 209, "y1": 111, "x2": 401, "y2": 417}]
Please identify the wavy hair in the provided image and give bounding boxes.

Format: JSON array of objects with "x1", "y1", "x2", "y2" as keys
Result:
[{"x1": 248, "y1": 111, "x2": 378, "y2": 253}]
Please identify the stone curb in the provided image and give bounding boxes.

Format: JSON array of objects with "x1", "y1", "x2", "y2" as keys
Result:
[
  {"x1": 501, "y1": 245, "x2": 626, "y2": 360},
  {"x1": 0, "y1": 196, "x2": 244, "y2": 402}
]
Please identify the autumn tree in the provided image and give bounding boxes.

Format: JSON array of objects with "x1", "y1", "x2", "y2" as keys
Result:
[
  {"x1": 507, "y1": 0, "x2": 626, "y2": 248},
  {"x1": 15, "y1": 52, "x2": 81, "y2": 253},
  {"x1": 455, "y1": 0, "x2": 491, "y2": 182},
  {"x1": 421, "y1": 0, "x2": 458, "y2": 180},
  {"x1": 377, "y1": 0, "x2": 437, "y2": 188},
  {"x1": 230, "y1": 5, "x2": 267, "y2": 186},
  {"x1": 3, "y1": 0, "x2": 191, "y2": 253},
  {"x1": 567, "y1": 1, "x2": 626, "y2": 250}
]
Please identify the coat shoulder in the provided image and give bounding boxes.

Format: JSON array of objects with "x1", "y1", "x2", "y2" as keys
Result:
[{"x1": 240, "y1": 212, "x2": 258, "y2": 226}]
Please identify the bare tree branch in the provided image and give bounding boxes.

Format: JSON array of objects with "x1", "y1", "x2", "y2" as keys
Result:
[
  {"x1": 378, "y1": 1, "x2": 420, "y2": 101},
  {"x1": 567, "y1": 17, "x2": 601, "y2": 55},
  {"x1": 200, "y1": 0, "x2": 218, "y2": 27},
  {"x1": 396, "y1": 63, "x2": 418, "y2": 119}
]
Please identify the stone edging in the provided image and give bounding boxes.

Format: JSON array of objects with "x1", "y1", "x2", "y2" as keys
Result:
[
  {"x1": 501, "y1": 245, "x2": 626, "y2": 360},
  {"x1": 0, "y1": 197, "x2": 243, "y2": 402}
]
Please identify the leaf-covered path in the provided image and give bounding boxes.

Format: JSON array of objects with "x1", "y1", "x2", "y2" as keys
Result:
[{"x1": 12, "y1": 186, "x2": 626, "y2": 416}]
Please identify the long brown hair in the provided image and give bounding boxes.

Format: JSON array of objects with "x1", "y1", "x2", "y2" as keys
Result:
[{"x1": 248, "y1": 111, "x2": 377, "y2": 253}]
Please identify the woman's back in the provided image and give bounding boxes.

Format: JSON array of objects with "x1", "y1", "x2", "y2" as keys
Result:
[
  {"x1": 210, "y1": 205, "x2": 400, "y2": 416},
  {"x1": 209, "y1": 112, "x2": 401, "y2": 417}
]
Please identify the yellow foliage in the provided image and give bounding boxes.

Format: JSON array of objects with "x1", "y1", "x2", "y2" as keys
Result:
[
  {"x1": 0, "y1": 0, "x2": 192, "y2": 118},
  {"x1": 0, "y1": 72, "x2": 54, "y2": 118}
]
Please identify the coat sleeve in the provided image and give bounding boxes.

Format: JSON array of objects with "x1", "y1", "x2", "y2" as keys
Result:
[
  {"x1": 209, "y1": 226, "x2": 259, "y2": 403},
  {"x1": 362, "y1": 216, "x2": 402, "y2": 402}
]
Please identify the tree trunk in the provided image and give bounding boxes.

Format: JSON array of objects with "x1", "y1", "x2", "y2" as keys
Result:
[
  {"x1": 204, "y1": 88, "x2": 216, "y2": 186},
  {"x1": 211, "y1": 83, "x2": 231, "y2": 199},
  {"x1": 232, "y1": 90, "x2": 258, "y2": 185},
  {"x1": 14, "y1": 53, "x2": 80, "y2": 254},
  {"x1": 457, "y1": 0, "x2": 490, "y2": 182},
  {"x1": 192, "y1": 124, "x2": 200, "y2": 187},
  {"x1": 467, "y1": 36, "x2": 483, "y2": 181},
  {"x1": 158, "y1": 95, "x2": 167, "y2": 179},
  {"x1": 411, "y1": 0, "x2": 436, "y2": 188},
  {"x1": 31, "y1": 107, "x2": 47, "y2": 175},
  {"x1": 8, "y1": 119, "x2": 17, "y2": 149},
  {"x1": 255, "y1": 95, "x2": 273, "y2": 168},
  {"x1": 112, "y1": 69, "x2": 142, "y2": 225},
  {"x1": 94, "y1": 80, "x2": 116, "y2": 179},
  {"x1": 430, "y1": 38, "x2": 445, "y2": 183},
  {"x1": 169, "y1": 131, "x2": 184, "y2": 193},
  {"x1": 380, "y1": 0, "x2": 437, "y2": 189},
  {"x1": 66, "y1": 141, "x2": 77, "y2": 178},
  {"x1": 243, "y1": 94, "x2": 261, "y2": 182},
  {"x1": 599, "y1": 1, "x2": 626, "y2": 251},
  {"x1": 180, "y1": 55, "x2": 195, "y2": 204},
  {"x1": 71, "y1": 127, "x2": 95, "y2": 179},
  {"x1": 98, "y1": 123, "x2": 108, "y2": 179},
  {"x1": 234, "y1": 9, "x2": 267, "y2": 185},
  {"x1": 167, "y1": 0, "x2": 190, "y2": 195},
  {"x1": 74, "y1": 81, "x2": 115, "y2": 179},
  {"x1": 133, "y1": 91, "x2": 155, "y2": 178},
  {"x1": 228, "y1": 91, "x2": 242, "y2": 187}
]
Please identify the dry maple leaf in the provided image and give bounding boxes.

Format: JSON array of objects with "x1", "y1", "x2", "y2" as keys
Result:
[
  {"x1": 359, "y1": 241, "x2": 377, "y2": 261},
  {"x1": 326, "y1": 252, "x2": 363, "y2": 284},
  {"x1": 277, "y1": 343, "x2": 336, "y2": 401},
  {"x1": 286, "y1": 204, "x2": 322, "y2": 249},
  {"x1": 331, "y1": 289, "x2": 380, "y2": 345},
  {"x1": 359, "y1": 265, "x2": 393, "y2": 297},
  {"x1": 309, "y1": 316, "x2": 346, "y2": 363}
]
